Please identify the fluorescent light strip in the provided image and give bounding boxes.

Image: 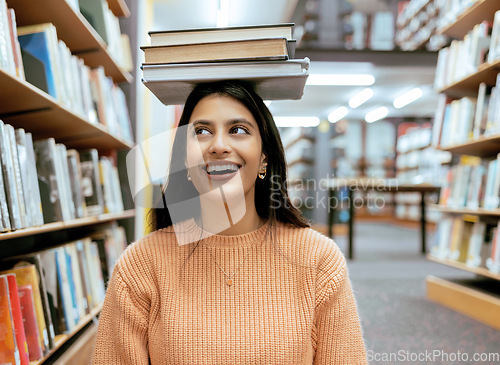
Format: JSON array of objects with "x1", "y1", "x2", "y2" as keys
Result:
[
  {"x1": 349, "y1": 88, "x2": 374, "y2": 108},
  {"x1": 393, "y1": 87, "x2": 423, "y2": 109},
  {"x1": 274, "y1": 117, "x2": 320, "y2": 128},
  {"x1": 328, "y1": 106, "x2": 348, "y2": 124},
  {"x1": 365, "y1": 107, "x2": 388, "y2": 123},
  {"x1": 264, "y1": 100, "x2": 272, "y2": 107},
  {"x1": 306, "y1": 74, "x2": 375, "y2": 86}
]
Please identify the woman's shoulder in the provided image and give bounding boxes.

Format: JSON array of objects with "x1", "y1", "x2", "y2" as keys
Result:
[
  {"x1": 117, "y1": 225, "x2": 188, "y2": 272},
  {"x1": 274, "y1": 221, "x2": 346, "y2": 271}
]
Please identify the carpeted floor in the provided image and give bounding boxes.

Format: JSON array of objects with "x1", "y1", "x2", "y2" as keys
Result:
[{"x1": 333, "y1": 222, "x2": 500, "y2": 365}]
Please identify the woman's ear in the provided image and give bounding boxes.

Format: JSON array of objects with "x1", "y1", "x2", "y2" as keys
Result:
[{"x1": 260, "y1": 153, "x2": 268, "y2": 167}]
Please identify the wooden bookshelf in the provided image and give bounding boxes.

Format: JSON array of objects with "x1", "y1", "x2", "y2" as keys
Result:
[
  {"x1": 0, "y1": 210, "x2": 135, "y2": 242},
  {"x1": 428, "y1": 255, "x2": 500, "y2": 280},
  {"x1": 429, "y1": 204, "x2": 500, "y2": 216},
  {"x1": 108, "y1": 0, "x2": 131, "y2": 18},
  {"x1": 439, "y1": 133, "x2": 500, "y2": 157},
  {"x1": 0, "y1": 69, "x2": 133, "y2": 152},
  {"x1": 438, "y1": 0, "x2": 500, "y2": 39},
  {"x1": 33, "y1": 303, "x2": 103, "y2": 365},
  {"x1": 438, "y1": 59, "x2": 500, "y2": 98},
  {"x1": 8, "y1": 0, "x2": 132, "y2": 83},
  {"x1": 427, "y1": 275, "x2": 500, "y2": 330},
  {"x1": 284, "y1": 135, "x2": 315, "y2": 150}
]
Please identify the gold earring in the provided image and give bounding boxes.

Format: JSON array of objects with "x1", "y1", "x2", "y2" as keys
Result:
[
  {"x1": 187, "y1": 171, "x2": 192, "y2": 181},
  {"x1": 258, "y1": 166, "x2": 267, "y2": 179}
]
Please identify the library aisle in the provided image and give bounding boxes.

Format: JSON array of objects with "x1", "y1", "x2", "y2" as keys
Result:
[{"x1": 339, "y1": 222, "x2": 499, "y2": 362}]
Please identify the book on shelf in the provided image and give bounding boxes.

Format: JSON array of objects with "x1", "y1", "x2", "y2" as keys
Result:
[
  {"x1": 15, "y1": 129, "x2": 44, "y2": 228},
  {"x1": 433, "y1": 81, "x2": 499, "y2": 148},
  {"x1": 67, "y1": 149, "x2": 86, "y2": 219},
  {"x1": 2, "y1": 255, "x2": 56, "y2": 350},
  {"x1": 486, "y1": 222, "x2": 500, "y2": 274},
  {"x1": 6, "y1": 124, "x2": 28, "y2": 229},
  {"x1": 433, "y1": 20, "x2": 492, "y2": 90},
  {"x1": 18, "y1": 284, "x2": 43, "y2": 361},
  {"x1": 17, "y1": 23, "x2": 60, "y2": 99},
  {"x1": 0, "y1": 120, "x2": 23, "y2": 230},
  {"x1": 431, "y1": 216, "x2": 498, "y2": 273},
  {"x1": 80, "y1": 149, "x2": 105, "y2": 217},
  {"x1": 488, "y1": 10, "x2": 500, "y2": 64},
  {"x1": 33, "y1": 138, "x2": 67, "y2": 223},
  {"x1": 0, "y1": 0, "x2": 16, "y2": 77},
  {"x1": 0, "y1": 264, "x2": 50, "y2": 355},
  {"x1": 7, "y1": 8, "x2": 24, "y2": 80},
  {"x1": 141, "y1": 37, "x2": 292, "y2": 64},
  {"x1": 79, "y1": 0, "x2": 127, "y2": 69},
  {"x1": 93, "y1": 225, "x2": 127, "y2": 284},
  {"x1": 0, "y1": 274, "x2": 21, "y2": 365},
  {"x1": 142, "y1": 58, "x2": 310, "y2": 105},
  {"x1": 5, "y1": 273, "x2": 30, "y2": 365},
  {"x1": 149, "y1": 23, "x2": 294, "y2": 46}
]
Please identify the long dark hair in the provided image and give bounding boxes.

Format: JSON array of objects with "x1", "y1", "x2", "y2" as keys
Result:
[{"x1": 150, "y1": 80, "x2": 309, "y2": 233}]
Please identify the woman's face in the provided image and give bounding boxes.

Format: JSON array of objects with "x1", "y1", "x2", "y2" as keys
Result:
[{"x1": 185, "y1": 94, "x2": 266, "y2": 202}]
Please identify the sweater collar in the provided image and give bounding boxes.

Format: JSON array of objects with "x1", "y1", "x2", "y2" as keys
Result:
[{"x1": 171, "y1": 218, "x2": 270, "y2": 248}]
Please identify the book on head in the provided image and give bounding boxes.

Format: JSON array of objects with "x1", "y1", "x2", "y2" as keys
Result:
[{"x1": 149, "y1": 23, "x2": 294, "y2": 46}]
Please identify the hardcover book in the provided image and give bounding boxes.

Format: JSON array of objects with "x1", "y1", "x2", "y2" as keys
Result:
[{"x1": 149, "y1": 23, "x2": 294, "y2": 46}]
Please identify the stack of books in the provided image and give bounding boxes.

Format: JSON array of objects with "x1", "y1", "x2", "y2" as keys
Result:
[{"x1": 140, "y1": 23, "x2": 310, "y2": 105}]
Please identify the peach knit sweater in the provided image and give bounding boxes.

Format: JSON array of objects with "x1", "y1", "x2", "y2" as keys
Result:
[{"x1": 91, "y1": 219, "x2": 367, "y2": 364}]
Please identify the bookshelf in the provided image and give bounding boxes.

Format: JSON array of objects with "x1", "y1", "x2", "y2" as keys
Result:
[
  {"x1": 0, "y1": 68, "x2": 133, "y2": 152},
  {"x1": 0, "y1": 0, "x2": 135, "y2": 362},
  {"x1": 0, "y1": 209, "x2": 135, "y2": 242},
  {"x1": 427, "y1": 0, "x2": 500, "y2": 330},
  {"x1": 32, "y1": 304, "x2": 103, "y2": 365},
  {"x1": 438, "y1": 59, "x2": 500, "y2": 98},
  {"x1": 7, "y1": 0, "x2": 132, "y2": 83},
  {"x1": 439, "y1": 133, "x2": 500, "y2": 157},
  {"x1": 438, "y1": 0, "x2": 499, "y2": 39}
]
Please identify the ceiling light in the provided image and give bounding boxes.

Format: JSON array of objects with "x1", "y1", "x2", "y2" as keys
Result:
[
  {"x1": 328, "y1": 106, "x2": 348, "y2": 123},
  {"x1": 274, "y1": 117, "x2": 320, "y2": 128},
  {"x1": 393, "y1": 87, "x2": 423, "y2": 109},
  {"x1": 365, "y1": 107, "x2": 388, "y2": 123},
  {"x1": 264, "y1": 100, "x2": 272, "y2": 107},
  {"x1": 349, "y1": 88, "x2": 374, "y2": 108},
  {"x1": 306, "y1": 74, "x2": 375, "y2": 86}
]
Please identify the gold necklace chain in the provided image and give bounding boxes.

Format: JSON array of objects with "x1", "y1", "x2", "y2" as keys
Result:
[{"x1": 204, "y1": 221, "x2": 263, "y2": 287}]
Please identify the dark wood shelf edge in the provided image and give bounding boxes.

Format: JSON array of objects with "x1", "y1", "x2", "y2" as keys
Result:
[
  {"x1": 427, "y1": 255, "x2": 500, "y2": 280},
  {"x1": 438, "y1": 59, "x2": 500, "y2": 96},
  {"x1": 108, "y1": 0, "x2": 131, "y2": 18},
  {"x1": 0, "y1": 209, "x2": 136, "y2": 241},
  {"x1": 34, "y1": 303, "x2": 103, "y2": 365}
]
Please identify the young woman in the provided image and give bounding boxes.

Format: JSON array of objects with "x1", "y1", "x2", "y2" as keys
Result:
[{"x1": 92, "y1": 80, "x2": 367, "y2": 364}]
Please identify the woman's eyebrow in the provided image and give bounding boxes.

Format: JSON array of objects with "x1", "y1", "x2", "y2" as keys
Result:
[
  {"x1": 192, "y1": 120, "x2": 212, "y2": 126},
  {"x1": 226, "y1": 119, "x2": 255, "y2": 128}
]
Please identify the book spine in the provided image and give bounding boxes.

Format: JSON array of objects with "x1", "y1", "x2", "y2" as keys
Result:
[
  {"x1": 0, "y1": 275, "x2": 21, "y2": 365},
  {"x1": 6, "y1": 274, "x2": 30, "y2": 365},
  {"x1": 17, "y1": 285, "x2": 43, "y2": 361}
]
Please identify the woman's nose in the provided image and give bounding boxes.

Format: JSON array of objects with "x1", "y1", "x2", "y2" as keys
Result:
[{"x1": 208, "y1": 132, "x2": 232, "y2": 154}]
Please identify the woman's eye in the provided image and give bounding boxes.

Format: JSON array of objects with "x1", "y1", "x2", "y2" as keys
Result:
[
  {"x1": 195, "y1": 128, "x2": 211, "y2": 135},
  {"x1": 231, "y1": 126, "x2": 249, "y2": 134}
]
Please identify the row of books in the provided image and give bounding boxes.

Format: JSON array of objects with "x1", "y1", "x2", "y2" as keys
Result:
[
  {"x1": 79, "y1": 0, "x2": 130, "y2": 71},
  {"x1": 432, "y1": 78, "x2": 500, "y2": 148},
  {"x1": 434, "y1": 18, "x2": 495, "y2": 90},
  {"x1": 0, "y1": 120, "x2": 124, "y2": 232},
  {"x1": 439, "y1": 155, "x2": 500, "y2": 210},
  {"x1": 140, "y1": 23, "x2": 309, "y2": 105},
  {"x1": 0, "y1": 225, "x2": 127, "y2": 364},
  {"x1": 438, "y1": 0, "x2": 495, "y2": 32},
  {"x1": 0, "y1": 6, "x2": 133, "y2": 142},
  {"x1": 431, "y1": 214, "x2": 500, "y2": 274}
]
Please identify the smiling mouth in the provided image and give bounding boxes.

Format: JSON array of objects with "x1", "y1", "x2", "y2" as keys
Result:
[{"x1": 202, "y1": 162, "x2": 241, "y2": 180}]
